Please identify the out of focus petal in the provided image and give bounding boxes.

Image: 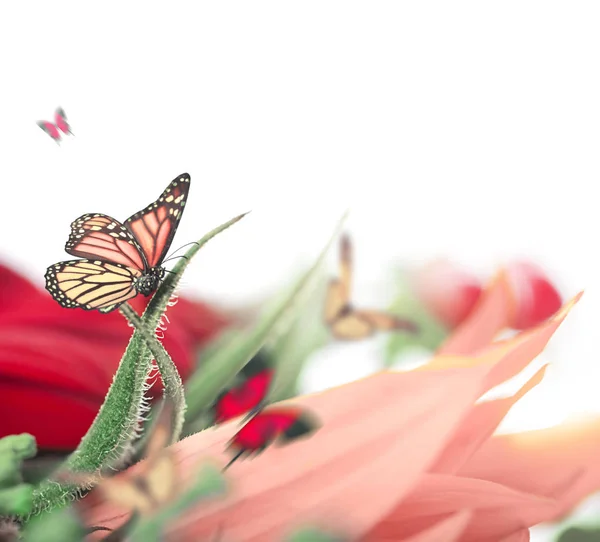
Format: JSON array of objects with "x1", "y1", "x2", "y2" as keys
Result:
[
  {"x1": 505, "y1": 261, "x2": 562, "y2": 331},
  {"x1": 417, "y1": 293, "x2": 580, "y2": 394},
  {"x1": 412, "y1": 259, "x2": 483, "y2": 329},
  {"x1": 83, "y1": 367, "x2": 491, "y2": 540},
  {"x1": 367, "y1": 474, "x2": 556, "y2": 541},
  {"x1": 430, "y1": 365, "x2": 548, "y2": 474},
  {"x1": 395, "y1": 510, "x2": 472, "y2": 542},
  {"x1": 437, "y1": 270, "x2": 515, "y2": 356},
  {"x1": 0, "y1": 384, "x2": 99, "y2": 450},
  {"x1": 459, "y1": 416, "x2": 600, "y2": 521}
]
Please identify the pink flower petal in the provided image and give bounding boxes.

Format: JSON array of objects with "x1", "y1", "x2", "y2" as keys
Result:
[
  {"x1": 393, "y1": 510, "x2": 472, "y2": 542},
  {"x1": 500, "y1": 530, "x2": 530, "y2": 542},
  {"x1": 417, "y1": 293, "x2": 580, "y2": 395},
  {"x1": 83, "y1": 367, "x2": 492, "y2": 541},
  {"x1": 459, "y1": 415, "x2": 600, "y2": 521},
  {"x1": 437, "y1": 270, "x2": 515, "y2": 356},
  {"x1": 430, "y1": 364, "x2": 548, "y2": 474},
  {"x1": 412, "y1": 259, "x2": 483, "y2": 329},
  {"x1": 366, "y1": 474, "x2": 557, "y2": 541}
]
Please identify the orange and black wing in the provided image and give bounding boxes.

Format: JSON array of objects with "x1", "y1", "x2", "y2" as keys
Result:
[
  {"x1": 125, "y1": 173, "x2": 190, "y2": 268},
  {"x1": 64, "y1": 213, "x2": 148, "y2": 271},
  {"x1": 44, "y1": 259, "x2": 141, "y2": 313}
]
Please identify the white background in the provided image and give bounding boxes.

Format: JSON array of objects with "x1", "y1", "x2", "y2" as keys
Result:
[{"x1": 1, "y1": 3, "x2": 599, "y2": 538}]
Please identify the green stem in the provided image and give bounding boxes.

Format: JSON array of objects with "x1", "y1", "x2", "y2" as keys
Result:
[
  {"x1": 120, "y1": 304, "x2": 186, "y2": 444},
  {"x1": 29, "y1": 212, "x2": 248, "y2": 518}
]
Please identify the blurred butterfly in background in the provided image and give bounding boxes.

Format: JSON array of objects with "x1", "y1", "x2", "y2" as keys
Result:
[
  {"x1": 37, "y1": 107, "x2": 73, "y2": 144},
  {"x1": 210, "y1": 352, "x2": 275, "y2": 425},
  {"x1": 57, "y1": 400, "x2": 179, "y2": 539},
  {"x1": 44, "y1": 173, "x2": 190, "y2": 313},
  {"x1": 324, "y1": 234, "x2": 419, "y2": 340},
  {"x1": 212, "y1": 355, "x2": 320, "y2": 471}
]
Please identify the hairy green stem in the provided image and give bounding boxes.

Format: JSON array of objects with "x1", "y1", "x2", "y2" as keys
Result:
[{"x1": 120, "y1": 304, "x2": 186, "y2": 444}]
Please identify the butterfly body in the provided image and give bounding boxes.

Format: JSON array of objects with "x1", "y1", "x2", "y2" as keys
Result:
[
  {"x1": 37, "y1": 107, "x2": 72, "y2": 143},
  {"x1": 45, "y1": 174, "x2": 190, "y2": 312}
]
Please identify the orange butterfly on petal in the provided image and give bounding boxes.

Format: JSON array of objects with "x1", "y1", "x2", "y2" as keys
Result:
[
  {"x1": 324, "y1": 234, "x2": 419, "y2": 340},
  {"x1": 45, "y1": 173, "x2": 190, "y2": 313}
]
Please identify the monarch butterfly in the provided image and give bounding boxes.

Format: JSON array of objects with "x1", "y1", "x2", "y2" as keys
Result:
[
  {"x1": 37, "y1": 107, "x2": 73, "y2": 144},
  {"x1": 215, "y1": 357, "x2": 320, "y2": 470},
  {"x1": 324, "y1": 234, "x2": 419, "y2": 340},
  {"x1": 44, "y1": 173, "x2": 190, "y2": 313}
]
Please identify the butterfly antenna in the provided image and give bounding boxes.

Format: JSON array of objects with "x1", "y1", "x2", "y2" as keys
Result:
[
  {"x1": 164, "y1": 241, "x2": 200, "y2": 262},
  {"x1": 222, "y1": 449, "x2": 244, "y2": 472},
  {"x1": 162, "y1": 254, "x2": 189, "y2": 265}
]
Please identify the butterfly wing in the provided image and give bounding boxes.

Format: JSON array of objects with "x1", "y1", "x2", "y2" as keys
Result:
[
  {"x1": 213, "y1": 367, "x2": 274, "y2": 424},
  {"x1": 98, "y1": 475, "x2": 156, "y2": 515},
  {"x1": 54, "y1": 107, "x2": 72, "y2": 135},
  {"x1": 324, "y1": 234, "x2": 353, "y2": 325},
  {"x1": 144, "y1": 450, "x2": 179, "y2": 507},
  {"x1": 37, "y1": 121, "x2": 61, "y2": 142},
  {"x1": 45, "y1": 259, "x2": 141, "y2": 312},
  {"x1": 125, "y1": 173, "x2": 191, "y2": 268},
  {"x1": 64, "y1": 213, "x2": 148, "y2": 271},
  {"x1": 355, "y1": 310, "x2": 419, "y2": 334}
]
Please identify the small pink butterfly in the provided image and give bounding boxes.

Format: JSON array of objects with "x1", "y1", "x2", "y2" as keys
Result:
[{"x1": 37, "y1": 107, "x2": 73, "y2": 144}]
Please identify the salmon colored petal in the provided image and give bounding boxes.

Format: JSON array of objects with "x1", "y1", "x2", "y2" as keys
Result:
[
  {"x1": 500, "y1": 530, "x2": 530, "y2": 542},
  {"x1": 389, "y1": 510, "x2": 472, "y2": 542},
  {"x1": 419, "y1": 293, "x2": 581, "y2": 394},
  {"x1": 437, "y1": 270, "x2": 515, "y2": 356},
  {"x1": 366, "y1": 474, "x2": 557, "y2": 541},
  {"x1": 459, "y1": 415, "x2": 600, "y2": 521},
  {"x1": 82, "y1": 368, "x2": 492, "y2": 541},
  {"x1": 430, "y1": 365, "x2": 548, "y2": 474}
]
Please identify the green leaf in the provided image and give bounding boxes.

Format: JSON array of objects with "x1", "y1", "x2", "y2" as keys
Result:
[
  {"x1": 128, "y1": 463, "x2": 227, "y2": 542},
  {"x1": 266, "y1": 271, "x2": 330, "y2": 402},
  {"x1": 0, "y1": 434, "x2": 37, "y2": 459},
  {"x1": 183, "y1": 211, "x2": 348, "y2": 428},
  {"x1": 21, "y1": 507, "x2": 85, "y2": 542},
  {"x1": 383, "y1": 270, "x2": 448, "y2": 367},
  {"x1": 0, "y1": 484, "x2": 34, "y2": 516},
  {"x1": 29, "y1": 212, "x2": 248, "y2": 518},
  {"x1": 0, "y1": 434, "x2": 36, "y2": 515},
  {"x1": 557, "y1": 526, "x2": 600, "y2": 542},
  {"x1": 285, "y1": 527, "x2": 347, "y2": 542}
]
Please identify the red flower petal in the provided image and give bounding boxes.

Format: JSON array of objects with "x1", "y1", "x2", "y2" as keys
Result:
[{"x1": 505, "y1": 261, "x2": 562, "y2": 330}]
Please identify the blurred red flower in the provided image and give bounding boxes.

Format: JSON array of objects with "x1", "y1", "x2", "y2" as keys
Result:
[
  {"x1": 0, "y1": 263, "x2": 229, "y2": 451},
  {"x1": 413, "y1": 259, "x2": 562, "y2": 331}
]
